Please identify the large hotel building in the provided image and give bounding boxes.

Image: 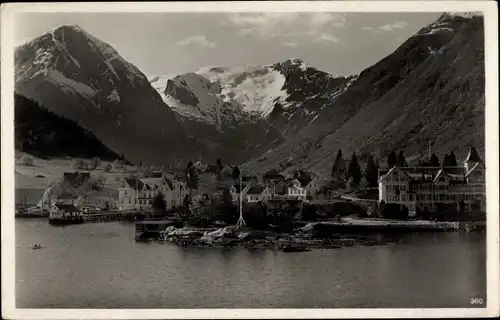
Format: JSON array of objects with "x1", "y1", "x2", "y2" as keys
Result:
[{"x1": 378, "y1": 148, "x2": 485, "y2": 216}]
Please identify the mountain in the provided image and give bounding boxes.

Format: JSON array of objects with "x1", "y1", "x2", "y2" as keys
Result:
[
  {"x1": 243, "y1": 13, "x2": 485, "y2": 175},
  {"x1": 149, "y1": 59, "x2": 355, "y2": 163},
  {"x1": 149, "y1": 69, "x2": 286, "y2": 164},
  {"x1": 15, "y1": 93, "x2": 122, "y2": 161},
  {"x1": 15, "y1": 25, "x2": 199, "y2": 166}
]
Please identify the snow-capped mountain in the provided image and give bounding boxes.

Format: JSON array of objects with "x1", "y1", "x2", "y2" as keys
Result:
[
  {"x1": 149, "y1": 58, "x2": 356, "y2": 141},
  {"x1": 15, "y1": 25, "x2": 199, "y2": 165},
  {"x1": 244, "y1": 12, "x2": 485, "y2": 175}
]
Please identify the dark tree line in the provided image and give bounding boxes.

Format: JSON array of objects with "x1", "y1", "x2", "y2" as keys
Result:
[{"x1": 330, "y1": 149, "x2": 379, "y2": 189}]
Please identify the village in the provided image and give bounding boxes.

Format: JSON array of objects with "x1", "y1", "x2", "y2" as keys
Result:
[{"x1": 15, "y1": 146, "x2": 486, "y2": 243}]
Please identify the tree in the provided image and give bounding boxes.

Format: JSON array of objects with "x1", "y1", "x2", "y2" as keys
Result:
[
  {"x1": 449, "y1": 151, "x2": 457, "y2": 166},
  {"x1": 347, "y1": 152, "x2": 362, "y2": 186},
  {"x1": 232, "y1": 165, "x2": 240, "y2": 181},
  {"x1": 186, "y1": 166, "x2": 199, "y2": 194},
  {"x1": 72, "y1": 158, "x2": 86, "y2": 170},
  {"x1": 331, "y1": 149, "x2": 347, "y2": 182},
  {"x1": 221, "y1": 187, "x2": 233, "y2": 206},
  {"x1": 152, "y1": 192, "x2": 166, "y2": 215},
  {"x1": 216, "y1": 158, "x2": 224, "y2": 172},
  {"x1": 185, "y1": 161, "x2": 193, "y2": 174},
  {"x1": 442, "y1": 154, "x2": 451, "y2": 167},
  {"x1": 103, "y1": 163, "x2": 112, "y2": 172},
  {"x1": 397, "y1": 151, "x2": 407, "y2": 167},
  {"x1": 142, "y1": 164, "x2": 153, "y2": 178},
  {"x1": 364, "y1": 154, "x2": 379, "y2": 187},
  {"x1": 387, "y1": 150, "x2": 398, "y2": 168},
  {"x1": 20, "y1": 155, "x2": 35, "y2": 166},
  {"x1": 429, "y1": 153, "x2": 440, "y2": 167},
  {"x1": 359, "y1": 176, "x2": 370, "y2": 191},
  {"x1": 91, "y1": 157, "x2": 100, "y2": 170},
  {"x1": 112, "y1": 159, "x2": 123, "y2": 171}
]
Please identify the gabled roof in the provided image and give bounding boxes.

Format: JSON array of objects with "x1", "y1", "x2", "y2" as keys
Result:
[
  {"x1": 465, "y1": 162, "x2": 482, "y2": 177},
  {"x1": 233, "y1": 184, "x2": 250, "y2": 193},
  {"x1": 297, "y1": 175, "x2": 313, "y2": 187},
  {"x1": 247, "y1": 186, "x2": 266, "y2": 195},
  {"x1": 54, "y1": 203, "x2": 79, "y2": 212},
  {"x1": 124, "y1": 177, "x2": 145, "y2": 190},
  {"x1": 464, "y1": 147, "x2": 482, "y2": 163},
  {"x1": 432, "y1": 169, "x2": 450, "y2": 183}
]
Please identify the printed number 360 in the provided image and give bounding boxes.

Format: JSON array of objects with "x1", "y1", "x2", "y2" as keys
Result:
[{"x1": 470, "y1": 298, "x2": 484, "y2": 305}]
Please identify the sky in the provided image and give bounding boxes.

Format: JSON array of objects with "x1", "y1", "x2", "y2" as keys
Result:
[{"x1": 14, "y1": 12, "x2": 443, "y2": 77}]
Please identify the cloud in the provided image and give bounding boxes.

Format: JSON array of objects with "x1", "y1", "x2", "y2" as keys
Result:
[
  {"x1": 308, "y1": 12, "x2": 346, "y2": 33},
  {"x1": 378, "y1": 21, "x2": 408, "y2": 31},
  {"x1": 177, "y1": 35, "x2": 216, "y2": 48},
  {"x1": 283, "y1": 42, "x2": 298, "y2": 47},
  {"x1": 316, "y1": 33, "x2": 340, "y2": 43},
  {"x1": 225, "y1": 12, "x2": 346, "y2": 39},
  {"x1": 363, "y1": 21, "x2": 408, "y2": 33}
]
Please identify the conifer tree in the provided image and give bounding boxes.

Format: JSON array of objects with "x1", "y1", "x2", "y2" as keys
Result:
[
  {"x1": 364, "y1": 154, "x2": 379, "y2": 187},
  {"x1": 429, "y1": 153, "x2": 440, "y2": 167},
  {"x1": 232, "y1": 166, "x2": 240, "y2": 181},
  {"x1": 397, "y1": 151, "x2": 407, "y2": 167},
  {"x1": 348, "y1": 152, "x2": 362, "y2": 186},
  {"x1": 331, "y1": 149, "x2": 347, "y2": 182},
  {"x1": 387, "y1": 150, "x2": 398, "y2": 168},
  {"x1": 442, "y1": 154, "x2": 451, "y2": 167},
  {"x1": 449, "y1": 151, "x2": 457, "y2": 166}
]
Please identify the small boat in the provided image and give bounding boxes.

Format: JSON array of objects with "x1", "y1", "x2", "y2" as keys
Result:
[{"x1": 32, "y1": 244, "x2": 43, "y2": 250}]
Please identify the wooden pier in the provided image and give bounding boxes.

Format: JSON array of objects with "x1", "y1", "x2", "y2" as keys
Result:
[{"x1": 82, "y1": 211, "x2": 139, "y2": 223}]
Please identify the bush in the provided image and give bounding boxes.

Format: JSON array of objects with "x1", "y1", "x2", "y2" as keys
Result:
[
  {"x1": 103, "y1": 163, "x2": 112, "y2": 172},
  {"x1": 112, "y1": 159, "x2": 123, "y2": 171},
  {"x1": 20, "y1": 155, "x2": 35, "y2": 166},
  {"x1": 72, "y1": 158, "x2": 86, "y2": 170},
  {"x1": 91, "y1": 157, "x2": 101, "y2": 170}
]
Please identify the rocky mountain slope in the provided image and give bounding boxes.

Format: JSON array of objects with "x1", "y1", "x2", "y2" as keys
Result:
[
  {"x1": 149, "y1": 58, "x2": 355, "y2": 163},
  {"x1": 243, "y1": 13, "x2": 485, "y2": 175},
  {"x1": 15, "y1": 25, "x2": 199, "y2": 166},
  {"x1": 15, "y1": 93, "x2": 122, "y2": 161}
]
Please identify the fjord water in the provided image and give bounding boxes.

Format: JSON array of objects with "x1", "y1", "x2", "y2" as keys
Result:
[{"x1": 16, "y1": 219, "x2": 486, "y2": 308}]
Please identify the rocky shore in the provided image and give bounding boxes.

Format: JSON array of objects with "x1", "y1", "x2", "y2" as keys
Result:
[{"x1": 150, "y1": 225, "x2": 398, "y2": 251}]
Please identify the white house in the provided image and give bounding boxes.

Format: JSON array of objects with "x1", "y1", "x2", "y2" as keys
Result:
[
  {"x1": 286, "y1": 179, "x2": 307, "y2": 200},
  {"x1": 229, "y1": 183, "x2": 251, "y2": 203},
  {"x1": 296, "y1": 175, "x2": 320, "y2": 197},
  {"x1": 378, "y1": 147, "x2": 485, "y2": 216},
  {"x1": 246, "y1": 186, "x2": 273, "y2": 203},
  {"x1": 117, "y1": 175, "x2": 187, "y2": 211}
]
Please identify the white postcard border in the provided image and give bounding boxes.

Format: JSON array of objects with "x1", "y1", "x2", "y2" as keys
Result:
[{"x1": 1, "y1": 1, "x2": 498, "y2": 319}]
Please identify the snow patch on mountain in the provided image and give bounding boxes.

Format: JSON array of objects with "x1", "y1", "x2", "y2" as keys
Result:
[
  {"x1": 46, "y1": 69, "x2": 96, "y2": 98},
  {"x1": 196, "y1": 64, "x2": 290, "y2": 117}
]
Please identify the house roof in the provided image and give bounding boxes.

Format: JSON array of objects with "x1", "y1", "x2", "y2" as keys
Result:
[
  {"x1": 380, "y1": 166, "x2": 469, "y2": 184},
  {"x1": 297, "y1": 176, "x2": 313, "y2": 187},
  {"x1": 464, "y1": 147, "x2": 482, "y2": 163},
  {"x1": 54, "y1": 203, "x2": 79, "y2": 212},
  {"x1": 124, "y1": 177, "x2": 145, "y2": 190},
  {"x1": 233, "y1": 184, "x2": 249, "y2": 193},
  {"x1": 63, "y1": 172, "x2": 90, "y2": 187},
  {"x1": 247, "y1": 186, "x2": 266, "y2": 195}
]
